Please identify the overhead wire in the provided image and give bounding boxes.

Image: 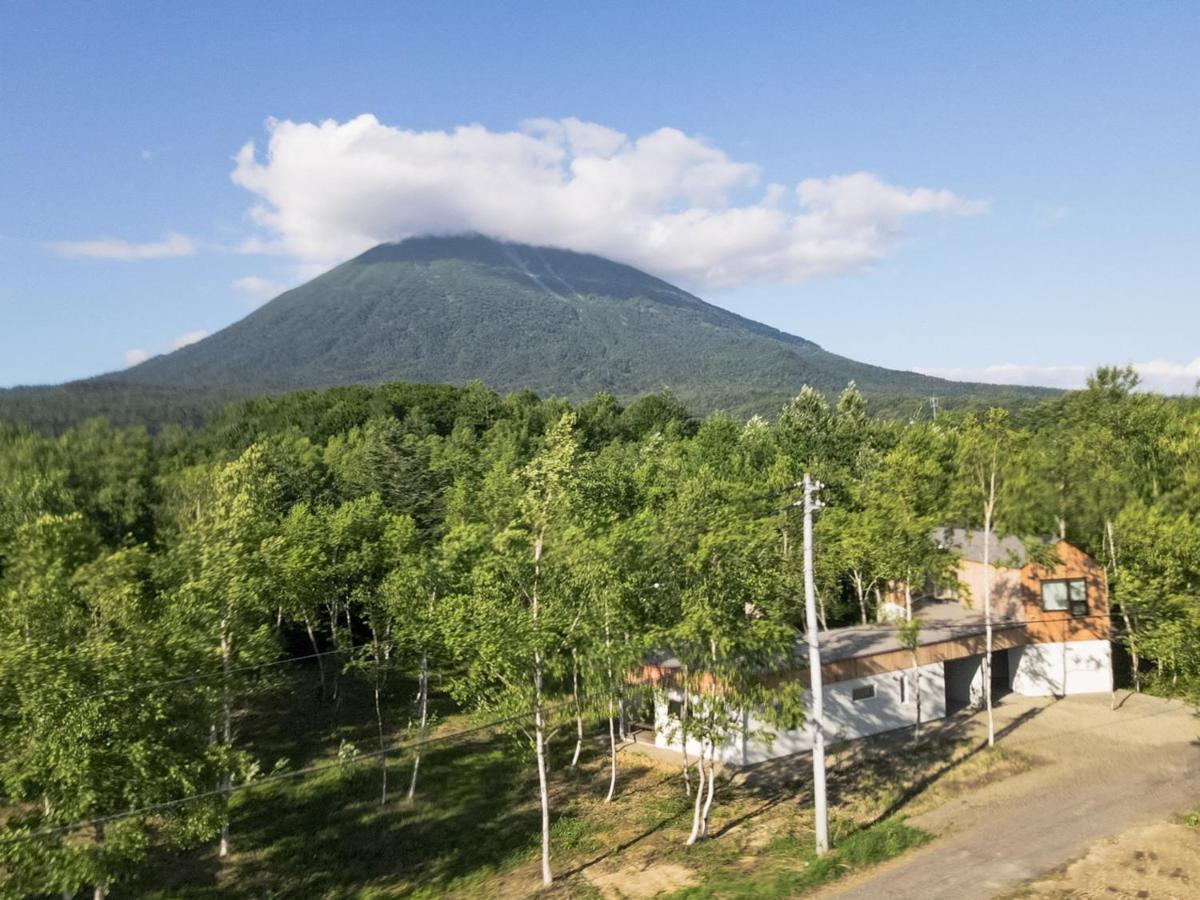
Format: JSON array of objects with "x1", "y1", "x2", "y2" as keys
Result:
[{"x1": 0, "y1": 699, "x2": 572, "y2": 847}]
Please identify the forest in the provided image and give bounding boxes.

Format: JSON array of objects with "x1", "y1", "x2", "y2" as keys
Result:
[{"x1": 0, "y1": 368, "x2": 1197, "y2": 897}]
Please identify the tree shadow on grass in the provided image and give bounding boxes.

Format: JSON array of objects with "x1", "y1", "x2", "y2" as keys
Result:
[
  {"x1": 554, "y1": 766, "x2": 693, "y2": 880},
  {"x1": 124, "y1": 668, "x2": 561, "y2": 898},
  {"x1": 711, "y1": 701, "x2": 1048, "y2": 843},
  {"x1": 128, "y1": 733, "x2": 548, "y2": 898}
]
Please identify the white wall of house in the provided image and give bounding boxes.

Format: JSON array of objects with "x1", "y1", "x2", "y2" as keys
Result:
[
  {"x1": 1010, "y1": 640, "x2": 1111, "y2": 696},
  {"x1": 653, "y1": 661, "x2": 947, "y2": 766},
  {"x1": 652, "y1": 691, "x2": 741, "y2": 764}
]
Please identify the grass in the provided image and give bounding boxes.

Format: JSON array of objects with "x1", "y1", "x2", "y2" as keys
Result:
[
  {"x1": 666, "y1": 819, "x2": 930, "y2": 899},
  {"x1": 118, "y1": 669, "x2": 1029, "y2": 898}
]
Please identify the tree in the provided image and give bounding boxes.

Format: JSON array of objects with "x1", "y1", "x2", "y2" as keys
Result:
[
  {"x1": 869, "y1": 425, "x2": 955, "y2": 621},
  {"x1": 385, "y1": 522, "x2": 486, "y2": 803},
  {"x1": 262, "y1": 502, "x2": 336, "y2": 697},
  {"x1": 0, "y1": 525, "x2": 216, "y2": 898},
  {"x1": 659, "y1": 453, "x2": 805, "y2": 845},
  {"x1": 446, "y1": 412, "x2": 580, "y2": 887},
  {"x1": 161, "y1": 445, "x2": 280, "y2": 859},
  {"x1": 955, "y1": 409, "x2": 1022, "y2": 748}
]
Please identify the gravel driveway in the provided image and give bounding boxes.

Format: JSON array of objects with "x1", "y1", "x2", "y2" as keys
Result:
[{"x1": 822, "y1": 692, "x2": 1200, "y2": 900}]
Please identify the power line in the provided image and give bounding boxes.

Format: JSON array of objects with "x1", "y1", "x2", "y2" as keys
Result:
[
  {"x1": 69, "y1": 645, "x2": 351, "y2": 703},
  {"x1": 52, "y1": 644, "x2": 463, "y2": 706},
  {"x1": 0, "y1": 700, "x2": 570, "y2": 847}
]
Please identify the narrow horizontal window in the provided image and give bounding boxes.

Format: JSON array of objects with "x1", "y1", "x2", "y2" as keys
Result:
[{"x1": 851, "y1": 684, "x2": 876, "y2": 702}]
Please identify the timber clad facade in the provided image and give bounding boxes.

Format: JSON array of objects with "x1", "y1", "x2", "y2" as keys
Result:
[{"x1": 649, "y1": 530, "x2": 1115, "y2": 766}]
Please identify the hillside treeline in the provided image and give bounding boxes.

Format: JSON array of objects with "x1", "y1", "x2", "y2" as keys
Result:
[{"x1": 0, "y1": 370, "x2": 1197, "y2": 894}]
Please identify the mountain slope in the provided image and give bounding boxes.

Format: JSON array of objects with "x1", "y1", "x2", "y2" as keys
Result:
[{"x1": 97, "y1": 234, "x2": 1051, "y2": 415}]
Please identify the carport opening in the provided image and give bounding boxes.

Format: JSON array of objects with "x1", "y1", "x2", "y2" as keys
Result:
[
  {"x1": 945, "y1": 655, "x2": 982, "y2": 713},
  {"x1": 991, "y1": 648, "x2": 1013, "y2": 701},
  {"x1": 945, "y1": 651, "x2": 1014, "y2": 713}
]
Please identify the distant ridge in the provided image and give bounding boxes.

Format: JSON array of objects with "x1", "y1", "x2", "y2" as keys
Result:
[{"x1": 2, "y1": 234, "x2": 1056, "y2": 430}]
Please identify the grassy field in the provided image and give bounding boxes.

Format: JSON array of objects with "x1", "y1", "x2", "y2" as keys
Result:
[{"x1": 120, "y1": 666, "x2": 1034, "y2": 898}]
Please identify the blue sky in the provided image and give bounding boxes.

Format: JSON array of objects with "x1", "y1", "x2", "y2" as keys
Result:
[{"x1": 2, "y1": 1, "x2": 1198, "y2": 391}]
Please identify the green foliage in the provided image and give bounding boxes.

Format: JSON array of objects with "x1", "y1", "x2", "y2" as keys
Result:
[
  {"x1": 667, "y1": 818, "x2": 930, "y2": 899},
  {"x1": 0, "y1": 358, "x2": 1196, "y2": 894}
]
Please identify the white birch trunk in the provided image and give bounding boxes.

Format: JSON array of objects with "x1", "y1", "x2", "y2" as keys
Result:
[
  {"x1": 680, "y1": 666, "x2": 691, "y2": 796},
  {"x1": 686, "y1": 739, "x2": 706, "y2": 845},
  {"x1": 219, "y1": 614, "x2": 232, "y2": 858},
  {"x1": 329, "y1": 602, "x2": 341, "y2": 703},
  {"x1": 983, "y1": 474, "x2": 996, "y2": 749},
  {"x1": 534, "y1": 655, "x2": 552, "y2": 886},
  {"x1": 605, "y1": 699, "x2": 618, "y2": 803},
  {"x1": 407, "y1": 650, "x2": 428, "y2": 802},
  {"x1": 603, "y1": 613, "x2": 618, "y2": 800},
  {"x1": 699, "y1": 741, "x2": 717, "y2": 839},
  {"x1": 912, "y1": 651, "x2": 922, "y2": 742},
  {"x1": 570, "y1": 649, "x2": 583, "y2": 768},
  {"x1": 1106, "y1": 518, "x2": 1140, "y2": 693},
  {"x1": 372, "y1": 632, "x2": 388, "y2": 805},
  {"x1": 305, "y1": 615, "x2": 325, "y2": 699},
  {"x1": 532, "y1": 530, "x2": 553, "y2": 886}
]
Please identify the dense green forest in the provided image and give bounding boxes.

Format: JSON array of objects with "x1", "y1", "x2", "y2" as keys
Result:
[
  {"x1": 0, "y1": 235, "x2": 1057, "y2": 434},
  {"x1": 0, "y1": 370, "x2": 1196, "y2": 896}
]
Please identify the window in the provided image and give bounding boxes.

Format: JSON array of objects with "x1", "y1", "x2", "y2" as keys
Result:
[
  {"x1": 667, "y1": 698, "x2": 683, "y2": 720},
  {"x1": 898, "y1": 674, "x2": 907, "y2": 704},
  {"x1": 1041, "y1": 579, "x2": 1088, "y2": 617},
  {"x1": 851, "y1": 684, "x2": 876, "y2": 702}
]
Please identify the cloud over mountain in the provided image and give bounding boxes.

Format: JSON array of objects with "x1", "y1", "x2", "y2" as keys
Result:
[
  {"x1": 231, "y1": 115, "x2": 985, "y2": 290},
  {"x1": 918, "y1": 359, "x2": 1200, "y2": 395}
]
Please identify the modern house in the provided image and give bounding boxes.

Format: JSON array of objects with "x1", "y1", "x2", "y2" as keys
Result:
[{"x1": 647, "y1": 528, "x2": 1113, "y2": 766}]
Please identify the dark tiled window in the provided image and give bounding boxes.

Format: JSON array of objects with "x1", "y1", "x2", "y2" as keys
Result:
[{"x1": 1041, "y1": 578, "x2": 1088, "y2": 617}]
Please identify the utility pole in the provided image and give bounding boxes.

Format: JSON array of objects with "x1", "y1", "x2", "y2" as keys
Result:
[{"x1": 802, "y1": 473, "x2": 829, "y2": 855}]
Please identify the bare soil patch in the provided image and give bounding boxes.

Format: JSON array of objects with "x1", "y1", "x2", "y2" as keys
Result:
[
  {"x1": 1015, "y1": 820, "x2": 1200, "y2": 899},
  {"x1": 585, "y1": 861, "x2": 699, "y2": 898}
]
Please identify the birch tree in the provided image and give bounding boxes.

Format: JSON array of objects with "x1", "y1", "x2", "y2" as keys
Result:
[
  {"x1": 0, "y1": 526, "x2": 215, "y2": 898},
  {"x1": 163, "y1": 445, "x2": 280, "y2": 858},
  {"x1": 446, "y1": 412, "x2": 580, "y2": 887},
  {"x1": 955, "y1": 409, "x2": 1021, "y2": 748}
]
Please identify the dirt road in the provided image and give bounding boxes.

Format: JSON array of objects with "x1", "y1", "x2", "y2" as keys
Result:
[{"x1": 822, "y1": 692, "x2": 1200, "y2": 900}]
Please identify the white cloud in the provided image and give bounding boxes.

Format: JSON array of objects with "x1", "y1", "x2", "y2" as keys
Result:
[
  {"x1": 171, "y1": 330, "x2": 209, "y2": 350},
  {"x1": 51, "y1": 233, "x2": 195, "y2": 261},
  {"x1": 918, "y1": 359, "x2": 1200, "y2": 395},
  {"x1": 122, "y1": 330, "x2": 209, "y2": 369},
  {"x1": 1033, "y1": 203, "x2": 1072, "y2": 227},
  {"x1": 231, "y1": 275, "x2": 286, "y2": 305},
  {"x1": 231, "y1": 115, "x2": 986, "y2": 290}
]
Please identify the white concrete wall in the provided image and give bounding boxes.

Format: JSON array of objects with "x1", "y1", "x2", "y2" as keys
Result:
[
  {"x1": 652, "y1": 691, "x2": 741, "y2": 764},
  {"x1": 654, "y1": 661, "x2": 947, "y2": 766},
  {"x1": 1011, "y1": 640, "x2": 1111, "y2": 696}
]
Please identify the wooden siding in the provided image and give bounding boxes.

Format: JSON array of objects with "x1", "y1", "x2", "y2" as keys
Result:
[{"x1": 1019, "y1": 540, "x2": 1111, "y2": 641}]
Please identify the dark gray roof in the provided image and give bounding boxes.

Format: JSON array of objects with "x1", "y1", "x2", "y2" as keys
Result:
[
  {"x1": 934, "y1": 527, "x2": 1031, "y2": 567},
  {"x1": 649, "y1": 600, "x2": 1037, "y2": 673}
]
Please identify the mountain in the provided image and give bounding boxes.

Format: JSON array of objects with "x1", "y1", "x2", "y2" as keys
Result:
[{"x1": 3, "y1": 235, "x2": 1055, "y2": 430}]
